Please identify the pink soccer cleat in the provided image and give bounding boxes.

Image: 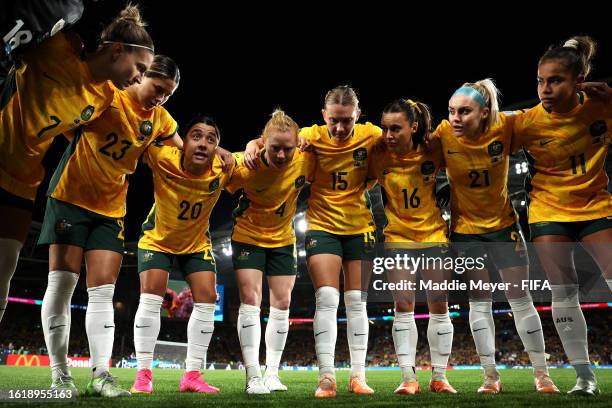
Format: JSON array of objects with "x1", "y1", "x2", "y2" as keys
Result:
[
  {"x1": 131, "y1": 368, "x2": 153, "y2": 394},
  {"x1": 179, "y1": 371, "x2": 220, "y2": 393}
]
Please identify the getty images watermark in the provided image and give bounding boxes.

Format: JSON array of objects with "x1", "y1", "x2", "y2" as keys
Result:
[{"x1": 361, "y1": 242, "x2": 611, "y2": 303}]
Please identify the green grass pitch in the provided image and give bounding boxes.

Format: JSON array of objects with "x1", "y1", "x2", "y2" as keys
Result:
[{"x1": 0, "y1": 367, "x2": 610, "y2": 407}]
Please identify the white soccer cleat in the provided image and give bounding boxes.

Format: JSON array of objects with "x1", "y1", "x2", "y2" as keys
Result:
[
  {"x1": 568, "y1": 377, "x2": 600, "y2": 396},
  {"x1": 245, "y1": 376, "x2": 270, "y2": 394},
  {"x1": 263, "y1": 374, "x2": 287, "y2": 391}
]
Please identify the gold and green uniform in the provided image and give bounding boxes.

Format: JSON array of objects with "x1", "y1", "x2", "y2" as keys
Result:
[
  {"x1": 0, "y1": 32, "x2": 114, "y2": 201},
  {"x1": 513, "y1": 94, "x2": 612, "y2": 225},
  {"x1": 300, "y1": 122, "x2": 381, "y2": 235},
  {"x1": 139, "y1": 147, "x2": 233, "y2": 255},
  {"x1": 369, "y1": 144, "x2": 447, "y2": 243},
  {"x1": 434, "y1": 113, "x2": 518, "y2": 235},
  {"x1": 48, "y1": 89, "x2": 177, "y2": 218},
  {"x1": 227, "y1": 149, "x2": 314, "y2": 247}
]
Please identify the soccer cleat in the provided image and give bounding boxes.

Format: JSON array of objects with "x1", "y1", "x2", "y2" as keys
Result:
[
  {"x1": 130, "y1": 368, "x2": 153, "y2": 394},
  {"x1": 348, "y1": 374, "x2": 375, "y2": 395},
  {"x1": 429, "y1": 379, "x2": 458, "y2": 394},
  {"x1": 477, "y1": 377, "x2": 502, "y2": 394},
  {"x1": 567, "y1": 377, "x2": 600, "y2": 396},
  {"x1": 85, "y1": 371, "x2": 131, "y2": 397},
  {"x1": 534, "y1": 374, "x2": 560, "y2": 394},
  {"x1": 50, "y1": 373, "x2": 78, "y2": 395},
  {"x1": 394, "y1": 380, "x2": 421, "y2": 395},
  {"x1": 179, "y1": 371, "x2": 220, "y2": 393},
  {"x1": 263, "y1": 374, "x2": 287, "y2": 391},
  {"x1": 314, "y1": 373, "x2": 337, "y2": 398},
  {"x1": 245, "y1": 376, "x2": 270, "y2": 394}
]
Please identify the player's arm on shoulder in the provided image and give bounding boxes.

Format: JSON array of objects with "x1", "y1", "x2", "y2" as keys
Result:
[{"x1": 243, "y1": 136, "x2": 263, "y2": 170}]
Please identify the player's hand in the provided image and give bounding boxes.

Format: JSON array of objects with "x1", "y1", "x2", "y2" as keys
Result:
[
  {"x1": 373, "y1": 136, "x2": 386, "y2": 153},
  {"x1": 171, "y1": 133, "x2": 184, "y2": 149},
  {"x1": 423, "y1": 132, "x2": 441, "y2": 152},
  {"x1": 244, "y1": 137, "x2": 263, "y2": 170},
  {"x1": 216, "y1": 146, "x2": 233, "y2": 173},
  {"x1": 298, "y1": 137, "x2": 312, "y2": 152},
  {"x1": 577, "y1": 82, "x2": 612, "y2": 104}
]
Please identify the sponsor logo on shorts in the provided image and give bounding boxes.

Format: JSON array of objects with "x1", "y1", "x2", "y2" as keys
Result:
[
  {"x1": 305, "y1": 237, "x2": 318, "y2": 250},
  {"x1": 54, "y1": 218, "x2": 73, "y2": 235},
  {"x1": 237, "y1": 250, "x2": 250, "y2": 261},
  {"x1": 142, "y1": 251, "x2": 155, "y2": 263}
]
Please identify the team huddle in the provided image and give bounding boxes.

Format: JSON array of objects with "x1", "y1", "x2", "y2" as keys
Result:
[{"x1": 0, "y1": 2, "x2": 611, "y2": 400}]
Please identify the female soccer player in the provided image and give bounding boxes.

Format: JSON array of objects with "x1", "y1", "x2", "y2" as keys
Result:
[
  {"x1": 513, "y1": 36, "x2": 611, "y2": 396},
  {"x1": 131, "y1": 116, "x2": 233, "y2": 395},
  {"x1": 227, "y1": 109, "x2": 313, "y2": 394},
  {"x1": 244, "y1": 85, "x2": 381, "y2": 397},
  {"x1": 369, "y1": 99, "x2": 456, "y2": 395},
  {"x1": 0, "y1": 4, "x2": 155, "y2": 325},
  {"x1": 434, "y1": 78, "x2": 558, "y2": 394},
  {"x1": 38, "y1": 55, "x2": 180, "y2": 397}
]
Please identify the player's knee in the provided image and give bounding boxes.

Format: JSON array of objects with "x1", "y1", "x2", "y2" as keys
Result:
[
  {"x1": 240, "y1": 290, "x2": 261, "y2": 307},
  {"x1": 315, "y1": 286, "x2": 339, "y2": 311},
  {"x1": 271, "y1": 296, "x2": 291, "y2": 310},
  {"x1": 427, "y1": 301, "x2": 448, "y2": 314},
  {"x1": 395, "y1": 301, "x2": 414, "y2": 313}
]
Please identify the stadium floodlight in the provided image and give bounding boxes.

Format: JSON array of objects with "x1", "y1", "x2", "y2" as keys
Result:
[
  {"x1": 222, "y1": 246, "x2": 232, "y2": 256},
  {"x1": 298, "y1": 249, "x2": 306, "y2": 257}
]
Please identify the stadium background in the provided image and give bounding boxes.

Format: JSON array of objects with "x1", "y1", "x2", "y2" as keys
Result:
[{"x1": 1, "y1": 0, "x2": 611, "y2": 400}]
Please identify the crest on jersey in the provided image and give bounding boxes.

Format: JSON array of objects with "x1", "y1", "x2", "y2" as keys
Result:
[
  {"x1": 80, "y1": 105, "x2": 95, "y2": 122},
  {"x1": 353, "y1": 147, "x2": 367, "y2": 167},
  {"x1": 487, "y1": 141, "x2": 504, "y2": 165},
  {"x1": 209, "y1": 177, "x2": 220, "y2": 192},
  {"x1": 421, "y1": 160, "x2": 436, "y2": 183},
  {"x1": 295, "y1": 175, "x2": 306, "y2": 189},
  {"x1": 590, "y1": 120, "x2": 607, "y2": 144},
  {"x1": 138, "y1": 120, "x2": 154, "y2": 142}
]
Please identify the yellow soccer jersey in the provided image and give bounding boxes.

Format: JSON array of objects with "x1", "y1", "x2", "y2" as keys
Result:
[
  {"x1": 434, "y1": 112, "x2": 518, "y2": 235},
  {"x1": 139, "y1": 148, "x2": 233, "y2": 254},
  {"x1": 513, "y1": 94, "x2": 612, "y2": 223},
  {"x1": 369, "y1": 145, "x2": 447, "y2": 243},
  {"x1": 48, "y1": 89, "x2": 177, "y2": 218},
  {"x1": 0, "y1": 32, "x2": 114, "y2": 200},
  {"x1": 300, "y1": 122, "x2": 381, "y2": 235},
  {"x1": 226, "y1": 149, "x2": 314, "y2": 247}
]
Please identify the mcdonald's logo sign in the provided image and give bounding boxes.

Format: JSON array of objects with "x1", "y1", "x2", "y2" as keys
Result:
[{"x1": 6, "y1": 354, "x2": 50, "y2": 366}]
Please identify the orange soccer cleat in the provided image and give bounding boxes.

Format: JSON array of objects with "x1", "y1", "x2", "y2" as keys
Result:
[
  {"x1": 348, "y1": 374, "x2": 375, "y2": 395},
  {"x1": 429, "y1": 379, "x2": 457, "y2": 394},
  {"x1": 394, "y1": 380, "x2": 421, "y2": 395},
  {"x1": 477, "y1": 377, "x2": 502, "y2": 394},
  {"x1": 314, "y1": 373, "x2": 337, "y2": 398},
  {"x1": 534, "y1": 374, "x2": 560, "y2": 394}
]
